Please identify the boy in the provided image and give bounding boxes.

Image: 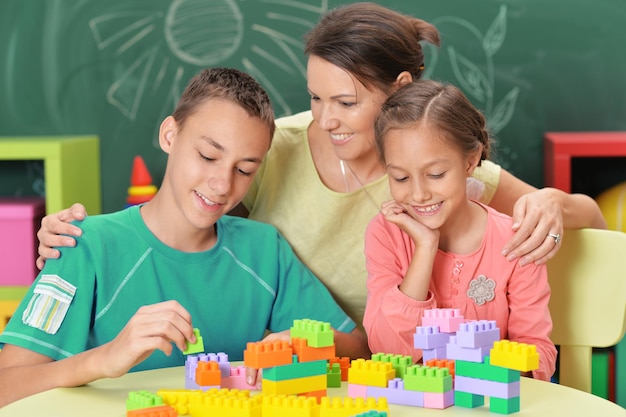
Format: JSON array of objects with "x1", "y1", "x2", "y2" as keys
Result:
[{"x1": 0, "y1": 68, "x2": 368, "y2": 406}]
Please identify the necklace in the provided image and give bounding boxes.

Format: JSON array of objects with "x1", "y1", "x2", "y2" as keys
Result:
[{"x1": 339, "y1": 159, "x2": 381, "y2": 209}]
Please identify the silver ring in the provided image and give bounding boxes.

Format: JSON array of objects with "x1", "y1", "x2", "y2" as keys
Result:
[{"x1": 548, "y1": 233, "x2": 561, "y2": 244}]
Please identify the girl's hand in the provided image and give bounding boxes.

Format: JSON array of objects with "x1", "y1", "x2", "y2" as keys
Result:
[
  {"x1": 380, "y1": 200, "x2": 439, "y2": 246},
  {"x1": 36, "y1": 203, "x2": 88, "y2": 270},
  {"x1": 501, "y1": 189, "x2": 563, "y2": 266},
  {"x1": 96, "y1": 300, "x2": 195, "y2": 378}
]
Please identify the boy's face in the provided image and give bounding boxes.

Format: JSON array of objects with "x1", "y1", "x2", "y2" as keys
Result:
[{"x1": 161, "y1": 98, "x2": 271, "y2": 230}]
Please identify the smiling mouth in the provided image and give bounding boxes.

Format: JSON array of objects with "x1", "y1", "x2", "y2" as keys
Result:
[
  {"x1": 195, "y1": 191, "x2": 220, "y2": 206},
  {"x1": 330, "y1": 133, "x2": 352, "y2": 142},
  {"x1": 413, "y1": 202, "x2": 442, "y2": 214}
]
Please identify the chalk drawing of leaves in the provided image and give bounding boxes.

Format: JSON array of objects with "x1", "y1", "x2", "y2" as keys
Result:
[
  {"x1": 483, "y1": 5, "x2": 507, "y2": 57},
  {"x1": 490, "y1": 86, "x2": 520, "y2": 134},
  {"x1": 448, "y1": 46, "x2": 492, "y2": 104}
]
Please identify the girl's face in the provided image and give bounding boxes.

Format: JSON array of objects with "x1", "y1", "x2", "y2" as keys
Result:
[
  {"x1": 306, "y1": 55, "x2": 389, "y2": 161},
  {"x1": 384, "y1": 123, "x2": 478, "y2": 231}
]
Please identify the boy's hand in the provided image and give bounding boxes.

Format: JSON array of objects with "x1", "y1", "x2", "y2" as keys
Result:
[
  {"x1": 96, "y1": 300, "x2": 195, "y2": 378},
  {"x1": 36, "y1": 203, "x2": 88, "y2": 270}
]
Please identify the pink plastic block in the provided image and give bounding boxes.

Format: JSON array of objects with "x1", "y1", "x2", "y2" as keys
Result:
[
  {"x1": 454, "y1": 375, "x2": 520, "y2": 399},
  {"x1": 413, "y1": 325, "x2": 451, "y2": 349},
  {"x1": 421, "y1": 308, "x2": 464, "y2": 333},
  {"x1": 220, "y1": 366, "x2": 257, "y2": 389},
  {"x1": 347, "y1": 383, "x2": 368, "y2": 398},
  {"x1": 0, "y1": 197, "x2": 45, "y2": 285},
  {"x1": 423, "y1": 390, "x2": 454, "y2": 409},
  {"x1": 446, "y1": 336, "x2": 491, "y2": 363},
  {"x1": 366, "y1": 378, "x2": 424, "y2": 407},
  {"x1": 455, "y1": 320, "x2": 500, "y2": 349}
]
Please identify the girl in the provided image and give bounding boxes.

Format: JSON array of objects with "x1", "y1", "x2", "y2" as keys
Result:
[{"x1": 363, "y1": 79, "x2": 557, "y2": 381}]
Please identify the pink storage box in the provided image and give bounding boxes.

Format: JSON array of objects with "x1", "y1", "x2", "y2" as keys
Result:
[{"x1": 0, "y1": 197, "x2": 46, "y2": 285}]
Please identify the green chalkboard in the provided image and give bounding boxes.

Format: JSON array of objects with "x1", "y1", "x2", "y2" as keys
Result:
[{"x1": 1, "y1": 0, "x2": 626, "y2": 212}]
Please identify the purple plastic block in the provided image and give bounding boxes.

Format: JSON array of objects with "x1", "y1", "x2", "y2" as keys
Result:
[
  {"x1": 446, "y1": 336, "x2": 491, "y2": 363},
  {"x1": 454, "y1": 375, "x2": 521, "y2": 399},
  {"x1": 185, "y1": 355, "x2": 199, "y2": 380},
  {"x1": 421, "y1": 346, "x2": 447, "y2": 361},
  {"x1": 455, "y1": 321, "x2": 500, "y2": 349},
  {"x1": 366, "y1": 379, "x2": 424, "y2": 407},
  {"x1": 413, "y1": 326, "x2": 451, "y2": 349},
  {"x1": 423, "y1": 390, "x2": 454, "y2": 409},
  {"x1": 197, "y1": 352, "x2": 231, "y2": 377},
  {"x1": 422, "y1": 308, "x2": 464, "y2": 333},
  {"x1": 348, "y1": 383, "x2": 368, "y2": 398}
]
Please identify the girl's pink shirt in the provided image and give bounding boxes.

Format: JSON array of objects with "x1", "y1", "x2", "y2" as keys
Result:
[{"x1": 363, "y1": 203, "x2": 557, "y2": 381}]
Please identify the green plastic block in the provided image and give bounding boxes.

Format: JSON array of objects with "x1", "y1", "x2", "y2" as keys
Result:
[
  {"x1": 183, "y1": 328, "x2": 204, "y2": 355},
  {"x1": 327, "y1": 363, "x2": 342, "y2": 388},
  {"x1": 262, "y1": 358, "x2": 327, "y2": 381},
  {"x1": 456, "y1": 357, "x2": 520, "y2": 383},
  {"x1": 489, "y1": 396, "x2": 520, "y2": 415},
  {"x1": 126, "y1": 390, "x2": 163, "y2": 411},
  {"x1": 290, "y1": 319, "x2": 334, "y2": 347},
  {"x1": 454, "y1": 391, "x2": 484, "y2": 408},
  {"x1": 403, "y1": 365, "x2": 452, "y2": 393},
  {"x1": 371, "y1": 352, "x2": 413, "y2": 378}
]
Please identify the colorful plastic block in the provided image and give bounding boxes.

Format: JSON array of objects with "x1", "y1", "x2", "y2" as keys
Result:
[
  {"x1": 421, "y1": 346, "x2": 447, "y2": 362},
  {"x1": 291, "y1": 337, "x2": 336, "y2": 362},
  {"x1": 455, "y1": 320, "x2": 500, "y2": 348},
  {"x1": 424, "y1": 359, "x2": 455, "y2": 378},
  {"x1": 365, "y1": 378, "x2": 424, "y2": 407},
  {"x1": 319, "y1": 396, "x2": 388, "y2": 417},
  {"x1": 350, "y1": 411, "x2": 388, "y2": 417},
  {"x1": 403, "y1": 365, "x2": 453, "y2": 393},
  {"x1": 263, "y1": 358, "x2": 327, "y2": 381},
  {"x1": 126, "y1": 390, "x2": 164, "y2": 410},
  {"x1": 413, "y1": 325, "x2": 451, "y2": 349},
  {"x1": 243, "y1": 340, "x2": 293, "y2": 369},
  {"x1": 489, "y1": 396, "x2": 520, "y2": 414},
  {"x1": 446, "y1": 335, "x2": 492, "y2": 363},
  {"x1": 327, "y1": 363, "x2": 342, "y2": 388},
  {"x1": 183, "y1": 328, "x2": 204, "y2": 355},
  {"x1": 454, "y1": 375, "x2": 520, "y2": 399},
  {"x1": 455, "y1": 357, "x2": 519, "y2": 383},
  {"x1": 454, "y1": 390, "x2": 484, "y2": 408},
  {"x1": 421, "y1": 308, "x2": 464, "y2": 333},
  {"x1": 196, "y1": 360, "x2": 222, "y2": 386},
  {"x1": 221, "y1": 366, "x2": 256, "y2": 390},
  {"x1": 291, "y1": 319, "x2": 334, "y2": 347},
  {"x1": 127, "y1": 405, "x2": 177, "y2": 417},
  {"x1": 329, "y1": 357, "x2": 351, "y2": 381},
  {"x1": 261, "y1": 394, "x2": 320, "y2": 417},
  {"x1": 188, "y1": 391, "x2": 263, "y2": 417},
  {"x1": 489, "y1": 340, "x2": 540, "y2": 372},
  {"x1": 157, "y1": 389, "x2": 206, "y2": 415},
  {"x1": 300, "y1": 389, "x2": 328, "y2": 401},
  {"x1": 423, "y1": 390, "x2": 455, "y2": 409},
  {"x1": 262, "y1": 374, "x2": 327, "y2": 396},
  {"x1": 347, "y1": 383, "x2": 368, "y2": 398},
  {"x1": 370, "y1": 353, "x2": 413, "y2": 379},
  {"x1": 348, "y1": 359, "x2": 395, "y2": 388}
]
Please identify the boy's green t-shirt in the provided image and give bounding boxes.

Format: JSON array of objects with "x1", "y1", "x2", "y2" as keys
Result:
[{"x1": 0, "y1": 206, "x2": 355, "y2": 371}]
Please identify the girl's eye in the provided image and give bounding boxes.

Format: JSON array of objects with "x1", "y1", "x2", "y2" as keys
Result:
[
  {"x1": 310, "y1": 95, "x2": 320, "y2": 101},
  {"x1": 341, "y1": 101, "x2": 356, "y2": 107},
  {"x1": 393, "y1": 176, "x2": 409, "y2": 183},
  {"x1": 429, "y1": 172, "x2": 445, "y2": 179},
  {"x1": 236, "y1": 168, "x2": 252, "y2": 177},
  {"x1": 200, "y1": 153, "x2": 215, "y2": 162}
]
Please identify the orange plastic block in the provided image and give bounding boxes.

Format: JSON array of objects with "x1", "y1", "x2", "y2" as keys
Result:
[
  {"x1": 261, "y1": 394, "x2": 320, "y2": 417},
  {"x1": 243, "y1": 340, "x2": 293, "y2": 369},
  {"x1": 262, "y1": 374, "x2": 327, "y2": 396},
  {"x1": 127, "y1": 405, "x2": 177, "y2": 417},
  {"x1": 196, "y1": 360, "x2": 221, "y2": 386},
  {"x1": 329, "y1": 357, "x2": 350, "y2": 381},
  {"x1": 299, "y1": 389, "x2": 327, "y2": 402},
  {"x1": 425, "y1": 358, "x2": 456, "y2": 378},
  {"x1": 347, "y1": 359, "x2": 395, "y2": 388},
  {"x1": 291, "y1": 337, "x2": 336, "y2": 362},
  {"x1": 319, "y1": 396, "x2": 389, "y2": 417},
  {"x1": 489, "y1": 340, "x2": 540, "y2": 372}
]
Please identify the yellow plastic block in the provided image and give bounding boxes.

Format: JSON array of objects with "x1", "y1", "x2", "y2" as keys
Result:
[
  {"x1": 261, "y1": 394, "x2": 320, "y2": 417},
  {"x1": 319, "y1": 396, "x2": 388, "y2": 417},
  {"x1": 347, "y1": 359, "x2": 395, "y2": 387},
  {"x1": 262, "y1": 374, "x2": 327, "y2": 396},
  {"x1": 188, "y1": 393, "x2": 263, "y2": 417},
  {"x1": 490, "y1": 340, "x2": 540, "y2": 372},
  {"x1": 158, "y1": 388, "x2": 249, "y2": 416}
]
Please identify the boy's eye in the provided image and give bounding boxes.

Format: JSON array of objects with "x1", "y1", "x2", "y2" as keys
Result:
[
  {"x1": 236, "y1": 168, "x2": 252, "y2": 177},
  {"x1": 310, "y1": 95, "x2": 320, "y2": 101},
  {"x1": 200, "y1": 153, "x2": 215, "y2": 162},
  {"x1": 393, "y1": 176, "x2": 409, "y2": 183}
]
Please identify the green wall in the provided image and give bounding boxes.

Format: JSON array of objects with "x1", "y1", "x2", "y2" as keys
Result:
[{"x1": 2, "y1": 0, "x2": 626, "y2": 212}]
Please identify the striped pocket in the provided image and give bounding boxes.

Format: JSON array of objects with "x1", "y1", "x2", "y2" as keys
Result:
[{"x1": 22, "y1": 274, "x2": 77, "y2": 335}]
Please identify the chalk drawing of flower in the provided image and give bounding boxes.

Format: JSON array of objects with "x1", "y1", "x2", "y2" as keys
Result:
[{"x1": 467, "y1": 274, "x2": 496, "y2": 305}]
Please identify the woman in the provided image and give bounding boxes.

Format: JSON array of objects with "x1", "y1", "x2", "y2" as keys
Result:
[{"x1": 36, "y1": 2, "x2": 606, "y2": 325}]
